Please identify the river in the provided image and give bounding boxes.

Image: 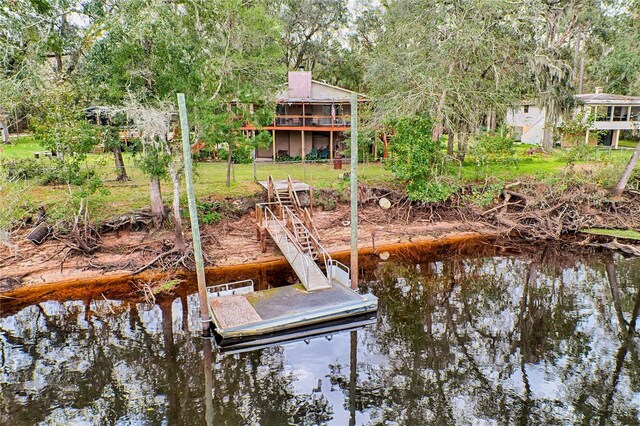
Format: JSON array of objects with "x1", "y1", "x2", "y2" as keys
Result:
[{"x1": 2, "y1": 245, "x2": 639, "y2": 425}]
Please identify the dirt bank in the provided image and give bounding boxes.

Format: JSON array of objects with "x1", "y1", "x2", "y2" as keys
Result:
[
  {"x1": 0, "y1": 232, "x2": 506, "y2": 317},
  {"x1": 3, "y1": 177, "x2": 640, "y2": 300},
  {"x1": 0, "y1": 202, "x2": 497, "y2": 292}
]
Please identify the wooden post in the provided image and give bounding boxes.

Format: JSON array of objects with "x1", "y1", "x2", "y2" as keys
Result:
[
  {"x1": 329, "y1": 131, "x2": 334, "y2": 160},
  {"x1": 309, "y1": 175, "x2": 314, "y2": 219},
  {"x1": 177, "y1": 93, "x2": 209, "y2": 335},
  {"x1": 272, "y1": 129, "x2": 276, "y2": 162},
  {"x1": 253, "y1": 149, "x2": 257, "y2": 182},
  {"x1": 302, "y1": 129, "x2": 306, "y2": 178},
  {"x1": 350, "y1": 93, "x2": 358, "y2": 290}
]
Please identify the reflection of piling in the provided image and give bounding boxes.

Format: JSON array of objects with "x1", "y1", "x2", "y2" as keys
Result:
[
  {"x1": 203, "y1": 337, "x2": 214, "y2": 426},
  {"x1": 349, "y1": 330, "x2": 358, "y2": 426}
]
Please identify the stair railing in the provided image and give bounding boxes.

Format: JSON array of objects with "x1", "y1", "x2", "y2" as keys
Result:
[
  {"x1": 286, "y1": 175, "x2": 321, "y2": 241},
  {"x1": 281, "y1": 205, "x2": 333, "y2": 278},
  {"x1": 257, "y1": 203, "x2": 312, "y2": 286}
]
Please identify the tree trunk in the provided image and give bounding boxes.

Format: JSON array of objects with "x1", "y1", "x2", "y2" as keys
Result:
[
  {"x1": 542, "y1": 107, "x2": 555, "y2": 151},
  {"x1": 113, "y1": 145, "x2": 130, "y2": 181},
  {"x1": 0, "y1": 118, "x2": 9, "y2": 144},
  {"x1": 226, "y1": 143, "x2": 232, "y2": 187},
  {"x1": 447, "y1": 132, "x2": 455, "y2": 156},
  {"x1": 457, "y1": 132, "x2": 468, "y2": 161},
  {"x1": 149, "y1": 176, "x2": 165, "y2": 227},
  {"x1": 612, "y1": 142, "x2": 640, "y2": 197},
  {"x1": 0, "y1": 106, "x2": 9, "y2": 144},
  {"x1": 168, "y1": 162, "x2": 186, "y2": 251}
]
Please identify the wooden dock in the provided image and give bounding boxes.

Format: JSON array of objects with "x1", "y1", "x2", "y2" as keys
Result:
[{"x1": 208, "y1": 175, "x2": 378, "y2": 344}]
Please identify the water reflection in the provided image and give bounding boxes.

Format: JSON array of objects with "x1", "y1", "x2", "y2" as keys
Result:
[{"x1": 2, "y1": 249, "x2": 640, "y2": 424}]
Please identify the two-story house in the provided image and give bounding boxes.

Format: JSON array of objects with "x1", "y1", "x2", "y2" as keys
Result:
[
  {"x1": 242, "y1": 71, "x2": 366, "y2": 161},
  {"x1": 506, "y1": 87, "x2": 640, "y2": 147}
]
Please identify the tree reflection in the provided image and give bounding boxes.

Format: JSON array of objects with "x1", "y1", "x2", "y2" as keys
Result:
[{"x1": 2, "y1": 250, "x2": 640, "y2": 424}]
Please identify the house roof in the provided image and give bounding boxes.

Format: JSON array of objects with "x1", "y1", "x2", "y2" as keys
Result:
[
  {"x1": 576, "y1": 93, "x2": 640, "y2": 105},
  {"x1": 276, "y1": 79, "x2": 367, "y2": 103}
]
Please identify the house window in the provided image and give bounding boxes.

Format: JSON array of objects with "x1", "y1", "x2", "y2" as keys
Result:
[
  {"x1": 523, "y1": 105, "x2": 530, "y2": 113},
  {"x1": 631, "y1": 106, "x2": 640, "y2": 121},
  {"x1": 613, "y1": 106, "x2": 628, "y2": 121},
  {"x1": 276, "y1": 104, "x2": 286, "y2": 115},
  {"x1": 595, "y1": 106, "x2": 608, "y2": 121}
]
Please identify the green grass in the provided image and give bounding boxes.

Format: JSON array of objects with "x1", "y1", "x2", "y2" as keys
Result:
[
  {"x1": 1, "y1": 135, "x2": 392, "y2": 222},
  {"x1": 0, "y1": 135, "x2": 635, "y2": 223},
  {"x1": 618, "y1": 139, "x2": 638, "y2": 149},
  {"x1": 580, "y1": 228, "x2": 640, "y2": 241}
]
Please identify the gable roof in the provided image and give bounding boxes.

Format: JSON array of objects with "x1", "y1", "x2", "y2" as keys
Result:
[
  {"x1": 576, "y1": 93, "x2": 640, "y2": 105},
  {"x1": 276, "y1": 79, "x2": 367, "y2": 103}
]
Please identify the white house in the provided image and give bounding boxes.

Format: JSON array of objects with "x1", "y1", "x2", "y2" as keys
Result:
[{"x1": 506, "y1": 87, "x2": 640, "y2": 147}]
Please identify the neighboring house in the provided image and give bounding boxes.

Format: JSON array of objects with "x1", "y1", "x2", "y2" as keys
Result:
[
  {"x1": 242, "y1": 71, "x2": 367, "y2": 161},
  {"x1": 506, "y1": 87, "x2": 640, "y2": 147}
]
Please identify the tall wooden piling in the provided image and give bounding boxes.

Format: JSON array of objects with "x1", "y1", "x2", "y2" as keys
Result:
[
  {"x1": 177, "y1": 93, "x2": 209, "y2": 335},
  {"x1": 350, "y1": 93, "x2": 358, "y2": 289}
]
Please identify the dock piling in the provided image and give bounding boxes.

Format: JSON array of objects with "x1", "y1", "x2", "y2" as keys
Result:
[{"x1": 177, "y1": 93, "x2": 209, "y2": 335}]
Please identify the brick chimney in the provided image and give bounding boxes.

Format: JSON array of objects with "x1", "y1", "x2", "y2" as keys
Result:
[
  {"x1": 288, "y1": 71, "x2": 312, "y2": 98},
  {"x1": 595, "y1": 86, "x2": 604, "y2": 94}
]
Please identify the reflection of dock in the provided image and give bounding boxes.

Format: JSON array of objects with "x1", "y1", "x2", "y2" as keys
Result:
[
  {"x1": 216, "y1": 312, "x2": 377, "y2": 354},
  {"x1": 208, "y1": 176, "x2": 378, "y2": 343}
]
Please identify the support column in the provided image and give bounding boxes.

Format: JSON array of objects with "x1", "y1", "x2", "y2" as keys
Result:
[
  {"x1": 301, "y1": 130, "x2": 305, "y2": 162},
  {"x1": 585, "y1": 129, "x2": 590, "y2": 146},
  {"x1": 613, "y1": 129, "x2": 620, "y2": 149},
  {"x1": 272, "y1": 129, "x2": 276, "y2": 162},
  {"x1": 329, "y1": 131, "x2": 334, "y2": 160}
]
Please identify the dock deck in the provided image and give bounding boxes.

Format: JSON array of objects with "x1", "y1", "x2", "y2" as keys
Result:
[
  {"x1": 209, "y1": 281, "x2": 377, "y2": 340},
  {"x1": 258, "y1": 179, "x2": 310, "y2": 192}
]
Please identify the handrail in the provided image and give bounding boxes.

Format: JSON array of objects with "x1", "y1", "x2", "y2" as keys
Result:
[
  {"x1": 257, "y1": 203, "x2": 313, "y2": 286},
  {"x1": 280, "y1": 205, "x2": 333, "y2": 277},
  {"x1": 267, "y1": 175, "x2": 275, "y2": 203},
  {"x1": 287, "y1": 175, "x2": 302, "y2": 209}
]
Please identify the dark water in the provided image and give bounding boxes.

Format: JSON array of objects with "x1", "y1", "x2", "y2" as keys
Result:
[{"x1": 2, "y1": 247, "x2": 640, "y2": 425}]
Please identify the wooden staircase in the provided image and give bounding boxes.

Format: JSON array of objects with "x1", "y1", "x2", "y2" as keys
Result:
[{"x1": 255, "y1": 175, "x2": 334, "y2": 291}]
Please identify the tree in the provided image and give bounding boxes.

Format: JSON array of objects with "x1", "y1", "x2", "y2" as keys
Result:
[
  {"x1": 125, "y1": 105, "x2": 175, "y2": 233},
  {"x1": 612, "y1": 138, "x2": 640, "y2": 198},
  {"x1": 366, "y1": 0, "x2": 528, "y2": 160},
  {"x1": 276, "y1": 0, "x2": 348, "y2": 72},
  {"x1": 591, "y1": 1, "x2": 640, "y2": 95}
]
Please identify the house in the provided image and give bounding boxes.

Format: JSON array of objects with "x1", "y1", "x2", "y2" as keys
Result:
[
  {"x1": 242, "y1": 71, "x2": 367, "y2": 161},
  {"x1": 506, "y1": 87, "x2": 640, "y2": 147}
]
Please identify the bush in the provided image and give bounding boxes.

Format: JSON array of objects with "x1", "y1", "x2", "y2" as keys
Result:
[
  {"x1": 199, "y1": 200, "x2": 223, "y2": 224},
  {"x1": 386, "y1": 116, "x2": 445, "y2": 199},
  {"x1": 0, "y1": 158, "x2": 48, "y2": 180},
  {"x1": 468, "y1": 132, "x2": 517, "y2": 167},
  {"x1": 0, "y1": 158, "x2": 95, "y2": 185}
]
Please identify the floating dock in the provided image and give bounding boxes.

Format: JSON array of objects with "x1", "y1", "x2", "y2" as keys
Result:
[{"x1": 208, "y1": 175, "x2": 378, "y2": 345}]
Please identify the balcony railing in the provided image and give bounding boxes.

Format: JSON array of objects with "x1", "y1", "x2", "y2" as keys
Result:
[{"x1": 273, "y1": 114, "x2": 351, "y2": 128}]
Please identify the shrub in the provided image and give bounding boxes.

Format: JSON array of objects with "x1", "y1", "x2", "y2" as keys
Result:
[
  {"x1": 0, "y1": 158, "x2": 96, "y2": 186},
  {"x1": 0, "y1": 158, "x2": 48, "y2": 180},
  {"x1": 199, "y1": 200, "x2": 223, "y2": 224},
  {"x1": 386, "y1": 116, "x2": 445, "y2": 198},
  {"x1": 468, "y1": 132, "x2": 517, "y2": 167}
]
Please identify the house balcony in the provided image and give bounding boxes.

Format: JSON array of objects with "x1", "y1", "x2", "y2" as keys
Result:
[{"x1": 242, "y1": 115, "x2": 352, "y2": 132}]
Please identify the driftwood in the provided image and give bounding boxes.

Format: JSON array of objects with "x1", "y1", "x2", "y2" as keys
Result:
[
  {"x1": 99, "y1": 208, "x2": 158, "y2": 233},
  {"x1": 600, "y1": 241, "x2": 640, "y2": 256}
]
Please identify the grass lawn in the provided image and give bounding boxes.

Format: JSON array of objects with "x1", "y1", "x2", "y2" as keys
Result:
[
  {"x1": 618, "y1": 139, "x2": 638, "y2": 149},
  {"x1": 0, "y1": 135, "x2": 634, "y2": 222}
]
